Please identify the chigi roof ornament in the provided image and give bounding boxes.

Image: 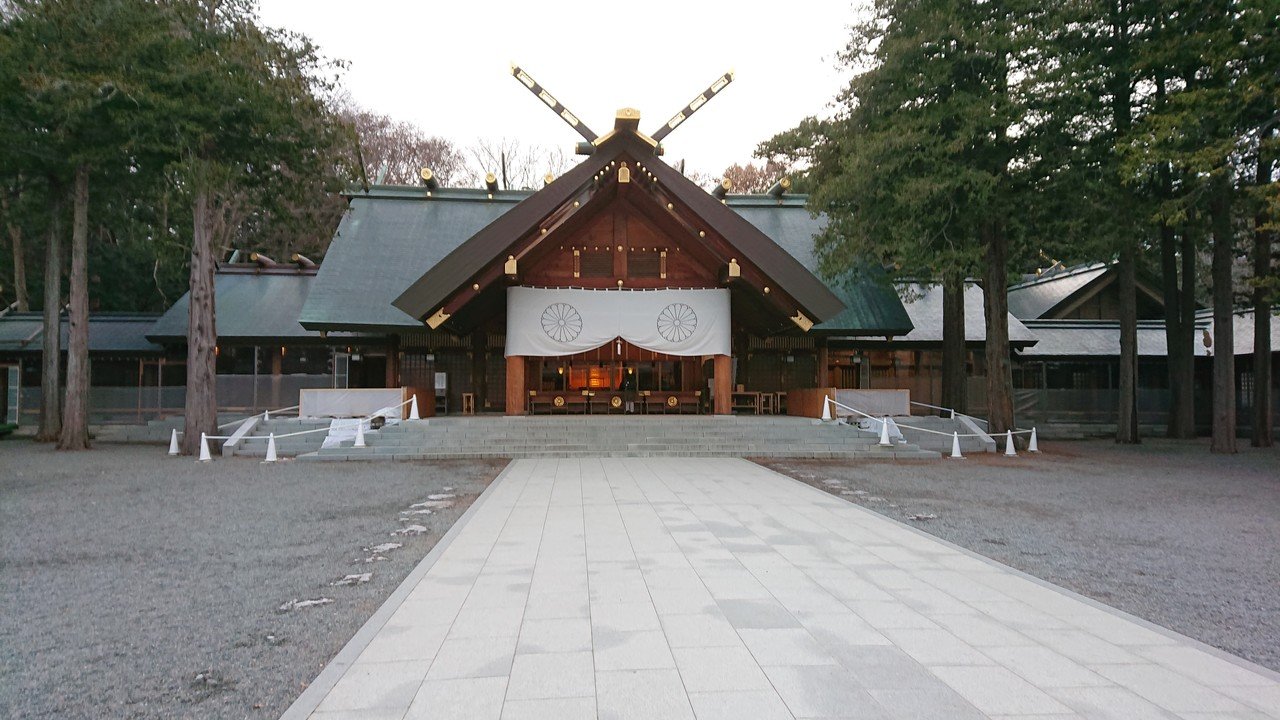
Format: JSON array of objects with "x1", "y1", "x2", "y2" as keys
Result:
[{"x1": 509, "y1": 63, "x2": 734, "y2": 156}]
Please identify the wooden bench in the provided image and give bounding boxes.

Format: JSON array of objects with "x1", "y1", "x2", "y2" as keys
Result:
[{"x1": 650, "y1": 391, "x2": 702, "y2": 414}]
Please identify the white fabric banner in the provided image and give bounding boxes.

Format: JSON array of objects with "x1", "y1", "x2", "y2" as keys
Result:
[{"x1": 505, "y1": 287, "x2": 731, "y2": 357}]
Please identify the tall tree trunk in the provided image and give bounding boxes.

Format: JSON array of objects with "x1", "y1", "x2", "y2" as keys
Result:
[
  {"x1": 941, "y1": 272, "x2": 968, "y2": 415},
  {"x1": 1110, "y1": 6, "x2": 1138, "y2": 444},
  {"x1": 182, "y1": 188, "x2": 219, "y2": 455},
  {"x1": 1252, "y1": 148, "x2": 1273, "y2": 447},
  {"x1": 1, "y1": 189, "x2": 28, "y2": 311},
  {"x1": 1209, "y1": 178, "x2": 1237, "y2": 453},
  {"x1": 1161, "y1": 224, "x2": 1189, "y2": 436},
  {"x1": 982, "y1": 221, "x2": 1015, "y2": 437},
  {"x1": 1116, "y1": 245, "x2": 1140, "y2": 443},
  {"x1": 35, "y1": 187, "x2": 64, "y2": 442},
  {"x1": 1179, "y1": 224, "x2": 1198, "y2": 431},
  {"x1": 1161, "y1": 221, "x2": 1197, "y2": 438},
  {"x1": 58, "y1": 166, "x2": 91, "y2": 450}
]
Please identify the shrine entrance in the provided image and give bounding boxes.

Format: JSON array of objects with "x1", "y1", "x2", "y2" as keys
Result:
[{"x1": 523, "y1": 338, "x2": 711, "y2": 414}]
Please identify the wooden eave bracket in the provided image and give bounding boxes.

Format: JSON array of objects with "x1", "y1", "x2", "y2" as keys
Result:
[{"x1": 426, "y1": 308, "x2": 451, "y2": 329}]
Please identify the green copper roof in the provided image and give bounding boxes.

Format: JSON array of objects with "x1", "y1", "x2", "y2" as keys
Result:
[
  {"x1": 300, "y1": 188, "x2": 522, "y2": 331},
  {"x1": 0, "y1": 313, "x2": 163, "y2": 354},
  {"x1": 732, "y1": 205, "x2": 912, "y2": 335},
  {"x1": 148, "y1": 270, "x2": 369, "y2": 343},
  {"x1": 301, "y1": 186, "x2": 911, "y2": 336}
]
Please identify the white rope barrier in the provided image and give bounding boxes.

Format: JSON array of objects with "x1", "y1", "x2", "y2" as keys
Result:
[
  {"x1": 174, "y1": 403, "x2": 304, "y2": 436},
  {"x1": 825, "y1": 397, "x2": 1036, "y2": 439},
  {"x1": 909, "y1": 400, "x2": 956, "y2": 418},
  {"x1": 215, "y1": 405, "x2": 298, "y2": 430},
  {"x1": 176, "y1": 395, "x2": 421, "y2": 456}
]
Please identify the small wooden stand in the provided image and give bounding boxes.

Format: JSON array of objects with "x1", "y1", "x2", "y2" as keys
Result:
[{"x1": 461, "y1": 392, "x2": 476, "y2": 415}]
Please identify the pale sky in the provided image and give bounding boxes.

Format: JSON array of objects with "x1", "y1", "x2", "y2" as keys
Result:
[{"x1": 255, "y1": 0, "x2": 862, "y2": 182}]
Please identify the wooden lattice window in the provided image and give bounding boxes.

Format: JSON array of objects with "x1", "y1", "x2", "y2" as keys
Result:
[
  {"x1": 579, "y1": 249, "x2": 612, "y2": 278},
  {"x1": 630, "y1": 250, "x2": 666, "y2": 279}
]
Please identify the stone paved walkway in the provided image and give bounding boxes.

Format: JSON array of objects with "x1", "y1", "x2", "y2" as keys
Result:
[{"x1": 286, "y1": 459, "x2": 1280, "y2": 720}]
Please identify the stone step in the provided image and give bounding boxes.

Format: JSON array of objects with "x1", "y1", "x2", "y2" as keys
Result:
[
  {"x1": 239, "y1": 416, "x2": 941, "y2": 462},
  {"x1": 300, "y1": 449, "x2": 939, "y2": 461}
]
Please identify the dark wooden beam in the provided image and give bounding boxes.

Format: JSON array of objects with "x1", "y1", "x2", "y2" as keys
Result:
[
  {"x1": 651, "y1": 71, "x2": 735, "y2": 143},
  {"x1": 510, "y1": 64, "x2": 599, "y2": 143},
  {"x1": 438, "y1": 181, "x2": 621, "y2": 319}
]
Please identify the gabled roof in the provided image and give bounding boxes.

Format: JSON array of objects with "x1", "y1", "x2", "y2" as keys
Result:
[
  {"x1": 640, "y1": 141, "x2": 846, "y2": 324},
  {"x1": 1007, "y1": 263, "x2": 1110, "y2": 320},
  {"x1": 150, "y1": 267, "x2": 373, "y2": 343},
  {"x1": 301, "y1": 187, "x2": 913, "y2": 337},
  {"x1": 391, "y1": 141, "x2": 615, "y2": 324},
  {"x1": 894, "y1": 282, "x2": 1037, "y2": 345},
  {"x1": 300, "y1": 188, "x2": 521, "y2": 331},
  {"x1": 0, "y1": 313, "x2": 163, "y2": 355},
  {"x1": 1018, "y1": 319, "x2": 1210, "y2": 358},
  {"x1": 731, "y1": 201, "x2": 910, "y2": 335},
  {"x1": 389, "y1": 131, "x2": 847, "y2": 330},
  {"x1": 1196, "y1": 307, "x2": 1280, "y2": 356}
]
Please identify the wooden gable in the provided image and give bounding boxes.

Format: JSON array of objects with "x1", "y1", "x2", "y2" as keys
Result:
[
  {"x1": 393, "y1": 130, "x2": 845, "y2": 336},
  {"x1": 521, "y1": 191, "x2": 720, "y2": 290}
]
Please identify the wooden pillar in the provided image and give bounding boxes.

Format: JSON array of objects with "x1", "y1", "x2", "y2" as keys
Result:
[
  {"x1": 733, "y1": 330, "x2": 749, "y2": 389},
  {"x1": 714, "y1": 354, "x2": 731, "y2": 415},
  {"x1": 471, "y1": 329, "x2": 487, "y2": 411},
  {"x1": 506, "y1": 355, "x2": 526, "y2": 416},
  {"x1": 816, "y1": 339, "x2": 829, "y2": 388},
  {"x1": 271, "y1": 346, "x2": 282, "y2": 408},
  {"x1": 385, "y1": 338, "x2": 399, "y2": 388}
]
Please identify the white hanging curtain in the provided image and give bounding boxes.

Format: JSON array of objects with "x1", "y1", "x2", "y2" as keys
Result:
[{"x1": 505, "y1": 286, "x2": 731, "y2": 357}]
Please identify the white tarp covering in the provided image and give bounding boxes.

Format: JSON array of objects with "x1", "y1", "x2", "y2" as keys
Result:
[
  {"x1": 505, "y1": 287, "x2": 731, "y2": 357},
  {"x1": 300, "y1": 388, "x2": 405, "y2": 419},
  {"x1": 835, "y1": 389, "x2": 911, "y2": 417}
]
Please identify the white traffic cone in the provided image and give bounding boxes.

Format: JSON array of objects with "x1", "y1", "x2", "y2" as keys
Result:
[
  {"x1": 409, "y1": 394, "x2": 420, "y2": 420},
  {"x1": 821, "y1": 396, "x2": 832, "y2": 421},
  {"x1": 354, "y1": 419, "x2": 366, "y2": 448},
  {"x1": 263, "y1": 410, "x2": 270, "y2": 421},
  {"x1": 263, "y1": 433, "x2": 278, "y2": 463},
  {"x1": 198, "y1": 432, "x2": 212, "y2": 462},
  {"x1": 1004, "y1": 429, "x2": 1017, "y2": 457},
  {"x1": 168, "y1": 428, "x2": 180, "y2": 456},
  {"x1": 878, "y1": 416, "x2": 892, "y2": 446},
  {"x1": 1028, "y1": 427, "x2": 1039, "y2": 453},
  {"x1": 950, "y1": 431, "x2": 964, "y2": 459}
]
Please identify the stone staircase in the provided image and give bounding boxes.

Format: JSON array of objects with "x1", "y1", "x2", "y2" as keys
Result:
[
  {"x1": 225, "y1": 417, "x2": 332, "y2": 458},
  {"x1": 262, "y1": 415, "x2": 942, "y2": 462}
]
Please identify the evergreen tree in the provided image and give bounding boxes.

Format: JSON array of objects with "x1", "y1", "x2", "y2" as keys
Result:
[{"x1": 760, "y1": 0, "x2": 1035, "y2": 432}]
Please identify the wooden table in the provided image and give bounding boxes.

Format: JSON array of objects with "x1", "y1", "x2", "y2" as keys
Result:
[{"x1": 731, "y1": 391, "x2": 761, "y2": 415}]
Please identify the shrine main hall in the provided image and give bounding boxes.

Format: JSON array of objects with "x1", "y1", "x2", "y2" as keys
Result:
[{"x1": 293, "y1": 92, "x2": 911, "y2": 417}]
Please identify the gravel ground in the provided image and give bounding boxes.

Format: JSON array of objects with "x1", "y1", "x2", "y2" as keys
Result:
[
  {"x1": 761, "y1": 438, "x2": 1280, "y2": 673},
  {"x1": 0, "y1": 440, "x2": 505, "y2": 720}
]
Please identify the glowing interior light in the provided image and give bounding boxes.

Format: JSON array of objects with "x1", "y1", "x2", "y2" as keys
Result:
[
  {"x1": 561, "y1": 109, "x2": 580, "y2": 126},
  {"x1": 689, "y1": 95, "x2": 707, "y2": 111},
  {"x1": 539, "y1": 90, "x2": 557, "y2": 107},
  {"x1": 516, "y1": 71, "x2": 535, "y2": 88},
  {"x1": 667, "y1": 112, "x2": 686, "y2": 129}
]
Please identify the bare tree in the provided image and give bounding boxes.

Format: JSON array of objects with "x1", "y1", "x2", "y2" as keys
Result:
[
  {"x1": 339, "y1": 100, "x2": 473, "y2": 187},
  {"x1": 721, "y1": 161, "x2": 790, "y2": 193},
  {"x1": 469, "y1": 138, "x2": 576, "y2": 190}
]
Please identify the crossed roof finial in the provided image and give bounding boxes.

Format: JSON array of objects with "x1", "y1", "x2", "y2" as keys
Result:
[{"x1": 509, "y1": 64, "x2": 735, "y2": 151}]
